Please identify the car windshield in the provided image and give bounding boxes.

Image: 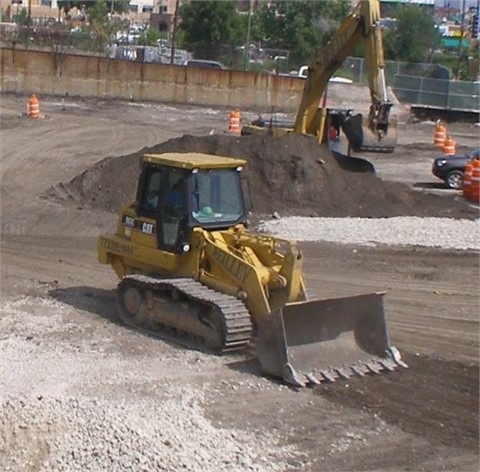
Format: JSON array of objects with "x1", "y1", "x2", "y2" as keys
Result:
[
  {"x1": 191, "y1": 168, "x2": 244, "y2": 225},
  {"x1": 466, "y1": 148, "x2": 480, "y2": 159}
]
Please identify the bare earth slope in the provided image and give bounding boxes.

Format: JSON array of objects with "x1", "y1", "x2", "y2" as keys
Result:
[
  {"x1": 0, "y1": 95, "x2": 478, "y2": 472},
  {"x1": 45, "y1": 133, "x2": 477, "y2": 219}
]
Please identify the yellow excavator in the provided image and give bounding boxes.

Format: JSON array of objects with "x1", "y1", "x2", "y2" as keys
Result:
[
  {"x1": 98, "y1": 152, "x2": 406, "y2": 386},
  {"x1": 242, "y1": 0, "x2": 397, "y2": 154}
]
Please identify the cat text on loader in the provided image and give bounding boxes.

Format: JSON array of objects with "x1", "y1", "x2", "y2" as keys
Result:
[
  {"x1": 242, "y1": 0, "x2": 397, "y2": 154},
  {"x1": 98, "y1": 152, "x2": 406, "y2": 386}
]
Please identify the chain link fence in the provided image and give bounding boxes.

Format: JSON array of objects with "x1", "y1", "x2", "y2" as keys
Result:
[
  {"x1": 335, "y1": 57, "x2": 479, "y2": 113},
  {"x1": 2, "y1": 23, "x2": 478, "y2": 113},
  {"x1": 392, "y1": 75, "x2": 480, "y2": 112}
]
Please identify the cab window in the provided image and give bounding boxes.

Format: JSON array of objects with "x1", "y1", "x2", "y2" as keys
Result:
[{"x1": 137, "y1": 168, "x2": 162, "y2": 218}]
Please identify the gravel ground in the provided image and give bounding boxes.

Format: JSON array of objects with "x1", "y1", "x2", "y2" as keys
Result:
[
  {"x1": 257, "y1": 216, "x2": 480, "y2": 250},
  {"x1": 0, "y1": 297, "x2": 304, "y2": 472},
  {"x1": 0, "y1": 393, "x2": 298, "y2": 472}
]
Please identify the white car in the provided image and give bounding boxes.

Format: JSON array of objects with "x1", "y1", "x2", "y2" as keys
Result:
[{"x1": 296, "y1": 65, "x2": 353, "y2": 83}]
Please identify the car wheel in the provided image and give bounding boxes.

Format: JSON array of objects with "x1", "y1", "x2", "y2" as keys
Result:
[{"x1": 446, "y1": 170, "x2": 464, "y2": 190}]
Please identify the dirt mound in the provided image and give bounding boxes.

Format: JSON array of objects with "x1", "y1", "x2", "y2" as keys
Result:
[{"x1": 44, "y1": 133, "x2": 476, "y2": 219}]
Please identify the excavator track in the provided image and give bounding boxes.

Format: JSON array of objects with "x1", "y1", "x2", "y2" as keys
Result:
[{"x1": 116, "y1": 275, "x2": 253, "y2": 354}]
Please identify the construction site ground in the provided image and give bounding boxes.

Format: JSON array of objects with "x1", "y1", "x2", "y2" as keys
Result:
[{"x1": 0, "y1": 93, "x2": 478, "y2": 471}]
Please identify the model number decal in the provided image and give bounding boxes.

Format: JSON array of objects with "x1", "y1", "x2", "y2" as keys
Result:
[
  {"x1": 124, "y1": 216, "x2": 135, "y2": 227},
  {"x1": 122, "y1": 215, "x2": 156, "y2": 235}
]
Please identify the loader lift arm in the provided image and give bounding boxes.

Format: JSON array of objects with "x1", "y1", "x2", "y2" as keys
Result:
[{"x1": 196, "y1": 228, "x2": 308, "y2": 325}]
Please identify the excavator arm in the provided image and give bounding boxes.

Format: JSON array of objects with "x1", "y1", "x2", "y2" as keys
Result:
[{"x1": 293, "y1": 0, "x2": 397, "y2": 153}]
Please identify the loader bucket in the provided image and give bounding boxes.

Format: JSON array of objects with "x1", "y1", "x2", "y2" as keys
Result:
[
  {"x1": 256, "y1": 293, "x2": 406, "y2": 387},
  {"x1": 341, "y1": 114, "x2": 397, "y2": 154}
]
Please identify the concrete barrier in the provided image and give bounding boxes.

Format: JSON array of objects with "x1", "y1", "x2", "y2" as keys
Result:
[{"x1": 0, "y1": 47, "x2": 304, "y2": 112}]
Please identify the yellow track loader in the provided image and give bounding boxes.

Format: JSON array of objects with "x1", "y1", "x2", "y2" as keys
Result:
[{"x1": 98, "y1": 152, "x2": 406, "y2": 386}]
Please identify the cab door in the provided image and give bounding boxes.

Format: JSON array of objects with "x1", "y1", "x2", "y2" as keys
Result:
[
  {"x1": 132, "y1": 165, "x2": 163, "y2": 249},
  {"x1": 135, "y1": 164, "x2": 190, "y2": 253},
  {"x1": 156, "y1": 168, "x2": 189, "y2": 252}
]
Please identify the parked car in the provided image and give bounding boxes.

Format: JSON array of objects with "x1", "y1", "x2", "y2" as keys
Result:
[
  {"x1": 186, "y1": 59, "x2": 227, "y2": 70},
  {"x1": 290, "y1": 65, "x2": 353, "y2": 83},
  {"x1": 432, "y1": 147, "x2": 480, "y2": 189}
]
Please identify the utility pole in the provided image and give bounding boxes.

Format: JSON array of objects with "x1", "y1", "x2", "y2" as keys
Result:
[
  {"x1": 244, "y1": 0, "x2": 253, "y2": 71},
  {"x1": 456, "y1": 0, "x2": 466, "y2": 79},
  {"x1": 170, "y1": 0, "x2": 179, "y2": 65}
]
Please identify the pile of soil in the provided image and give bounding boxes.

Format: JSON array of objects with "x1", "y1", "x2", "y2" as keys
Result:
[{"x1": 45, "y1": 133, "x2": 476, "y2": 219}]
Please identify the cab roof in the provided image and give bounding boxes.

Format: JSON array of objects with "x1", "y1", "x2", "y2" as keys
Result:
[{"x1": 143, "y1": 152, "x2": 247, "y2": 170}]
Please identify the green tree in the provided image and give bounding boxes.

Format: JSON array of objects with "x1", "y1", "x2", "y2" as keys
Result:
[
  {"x1": 17, "y1": 7, "x2": 29, "y2": 26},
  {"x1": 63, "y1": 1, "x2": 130, "y2": 51},
  {"x1": 383, "y1": 5, "x2": 440, "y2": 63},
  {"x1": 138, "y1": 28, "x2": 162, "y2": 46},
  {"x1": 179, "y1": 0, "x2": 243, "y2": 59},
  {"x1": 85, "y1": 0, "x2": 109, "y2": 50},
  {"x1": 56, "y1": 1, "x2": 77, "y2": 18},
  {"x1": 255, "y1": 0, "x2": 351, "y2": 67},
  {"x1": 57, "y1": 0, "x2": 129, "y2": 18}
]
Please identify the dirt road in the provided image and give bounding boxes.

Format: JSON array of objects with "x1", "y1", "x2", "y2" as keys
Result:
[{"x1": 1, "y1": 94, "x2": 478, "y2": 471}]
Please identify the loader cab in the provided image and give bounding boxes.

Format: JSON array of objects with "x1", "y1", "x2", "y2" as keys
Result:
[{"x1": 136, "y1": 154, "x2": 248, "y2": 253}]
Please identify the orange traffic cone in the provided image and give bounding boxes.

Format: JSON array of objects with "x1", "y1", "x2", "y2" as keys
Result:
[
  {"x1": 442, "y1": 136, "x2": 456, "y2": 155},
  {"x1": 229, "y1": 110, "x2": 240, "y2": 133},
  {"x1": 28, "y1": 95, "x2": 40, "y2": 118},
  {"x1": 433, "y1": 120, "x2": 446, "y2": 148},
  {"x1": 463, "y1": 160, "x2": 473, "y2": 200},
  {"x1": 468, "y1": 159, "x2": 480, "y2": 202}
]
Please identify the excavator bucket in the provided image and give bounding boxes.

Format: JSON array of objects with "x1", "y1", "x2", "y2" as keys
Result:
[
  {"x1": 256, "y1": 293, "x2": 407, "y2": 387},
  {"x1": 341, "y1": 114, "x2": 397, "y2": 154}
]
